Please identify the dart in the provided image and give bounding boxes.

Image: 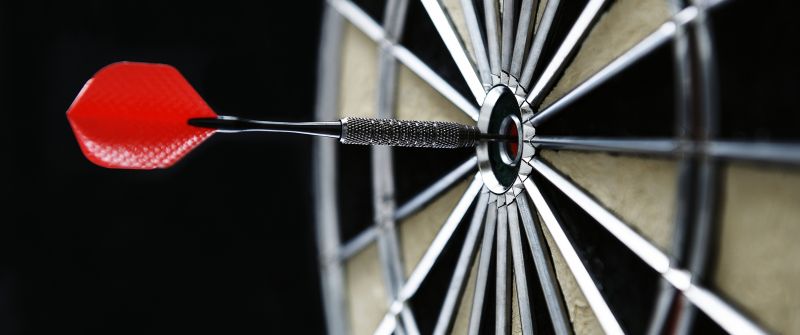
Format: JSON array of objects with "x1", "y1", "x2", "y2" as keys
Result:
[{"x1": 66, "y1": 62, "x2": 512, "y2": 170}]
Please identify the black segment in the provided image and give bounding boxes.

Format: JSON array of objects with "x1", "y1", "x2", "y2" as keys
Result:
[
  {"x1": 512, "y1": 0, "x2": 524, "y2": 50},
  {"x1": 536, "y1": 42, "x2": 675, "y2": 137},
  {"x1": 713, "y1": 1, "x2": 800, "y2": 141},
  {"x1": 352, "y1": 0, "x2": 387, "y2": 25},
  {"x1": 531, "y1": 166, "x2": 660, "y2": 334},
  {"x1": 689, "y1": 306, "x2": 727, "y2": 335},
  {"x1": 393, "y1": 147, "x2": 472, "y2": 205},
  {"x1": 338, "y1": 145, "x2": 375, "y2": 242},
  {"x1": 473, "y1": 0, "x2": 487, "y2": 49},
  {"x1": 401, "y1": 0, "x2": 475, "y2": 102}
]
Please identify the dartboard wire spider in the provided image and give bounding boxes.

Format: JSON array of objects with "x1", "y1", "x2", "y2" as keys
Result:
[{"x1": 314, "y1": 0, "x2": 785, "y2": 334}]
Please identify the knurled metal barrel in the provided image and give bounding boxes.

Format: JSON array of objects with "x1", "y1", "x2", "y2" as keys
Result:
[{"x1": 340, "y1": 117, "x2": 480, "y2": 148}]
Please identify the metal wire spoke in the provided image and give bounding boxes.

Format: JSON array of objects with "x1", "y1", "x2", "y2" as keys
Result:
[
  {"x1": 329, "y1": 0, "x2": 385, "y2": 40},
  {"x1": 495, "y1": 196, "x2": 511, "y2": 335},
  {"x1": 528, "y1": 137, "x2": 800, "y2": 166},
  {"x1": 528, "y1": 158, "x2": 768, "y2": 334},
  {"x1": 375, "y1": 312, "x2": 401, "y2": 335},
  {"x1": 401, "y1": 175, "x2": 484, "y2": 301},
  {"x1": 527, "y1": 1, "x2": 732, "y2": 125},
  {"x1": 338, "y1": 226, "x2": 378, "y2": 261},
  {"x1": 506, "y1": 199, "x2": 535, "y2": 335},
  {"x1": 384, "y1": 0, "x2": 411, "y2": 41},
  {"x1": 484, "y1": 0, "x2": 502, "y2": 85},
  {"x1": 527, "y1": 6, "x2": 697, "y2": 125},
  {"x1": 500, "y1": 0, "x2": 516, "y2": 83},
  {"x1": 419, "y1": 0, "x2": 486, "y2": 102},
  {"x1": 396, "y1": 157, "x2": 479, "y2": 221},
  {"x1": 522, "y1": 178, "x2": 624, "y2": 334},
  {"x1": 680, "y1": 285, "x2": 767, "y2": 335},
  {"x1": 516, "y1": 194, "x2": 571, "y2": 335},
  {"x1": 467, "y1": 193, "x2": 498, "y2": 335},
  {"x1": 459, "y1": 0, "x2": 492, "y2": 88},
  {"x1": 432, "y1": 189, "x2": 490, "y2": 335},
  {"x1": 340, "y1": 157, "x2": 478, "y2": 263},
  {"x1": 519, "y1": 0, "x2": 559, "y2": 90},
  {"x1": 707, "y1": 141, "x2": 800, "y2": 165},
  {"x1": 529, "y1": 136, "x2": 681, "y2": 156},
  {"x1": 531, "y1": 158, "x2": 672, "y2": 271},
  {"x1": 331, "y1": 0, "x2": 479, "y2": 121},
  {"x1": 524, "y1": 0, "x2": 609, "y2": 107},
  {"x1": 392, "y1": 45, "x2": 480, "y2": 121},
  {"x1": 400, "y1": 304, "x2": 422, "y2": 335},
  {"x1": 374, "y1": 175, "x2": 484, "y2": 333},
  {"x1": 375, "y1": 307, "x2": 421, "y2": 335},
  {"x1": 510, "y1": 0, "x2": 537, "y2": 83}
]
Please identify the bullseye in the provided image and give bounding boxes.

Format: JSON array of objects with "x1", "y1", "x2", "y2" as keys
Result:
[
  {"x1": 476, "y1": 85, "x2": 525, "y2": 194},
  {"x1": 499, "y1": 114, "x2": 522, "y2": 165},
  {"x1": 506, "y1": 122, "x2": 518, "y2": 158}
]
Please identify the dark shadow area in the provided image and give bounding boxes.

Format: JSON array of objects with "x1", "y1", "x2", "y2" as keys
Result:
[
  {"x1": 0, "y1": 1, "x2": 326, "y2": 334},
  {"x1": 713, "y1": 1, "x2": 800, "y2": 141}
]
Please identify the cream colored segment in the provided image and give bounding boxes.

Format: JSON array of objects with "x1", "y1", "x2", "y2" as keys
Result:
[
  {"x1": 511, "y1": 277, "x2": 522, "y2": 335},
  {"x1": 345, "y1": 242, "x2": 389, "y2": 335},
  {"x1": 451, "y1": 255, "x2": 480, "y2": 334},
  {"x1": 540, "y1": 150, "x2": 677, "y2": 252},
  {"x1": 540, "y1": 0, "x2": 671, "y2": 109},
  {"x1": 399, "y1": 179, "x2": 471, "y2": 277},
  {"x1": 396, "y1": 64, "x2": 475, "y2": 124},
  {"x1": 539, "y1": 213, "x2": 603, "y2": 335},
  {"x1": 442, "y1": 0, "x2": 476, "y2": 62},
  {"x1": 715, "y1": 164, "x2": 800, "y2": 335},
  {"x1": 339, "y1": 23, "x2": 378, "y2": 118}
]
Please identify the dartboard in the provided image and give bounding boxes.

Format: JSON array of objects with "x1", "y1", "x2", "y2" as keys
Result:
[{"x1": 311, "y1": 0, "x2": 800, "y2": 334}]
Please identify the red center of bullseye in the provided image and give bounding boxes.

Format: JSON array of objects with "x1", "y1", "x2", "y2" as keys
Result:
[{"x1": 505, "y1": 121, "x2": 519, "y2": 159}]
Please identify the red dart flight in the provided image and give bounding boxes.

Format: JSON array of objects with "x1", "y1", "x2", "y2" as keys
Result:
[{"x1": 66, "y1": 62, "x2": 217, "y2": 169}]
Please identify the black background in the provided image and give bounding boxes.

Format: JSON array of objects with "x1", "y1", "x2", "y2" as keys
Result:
[{"x1": 1, "y1": 1, "x2": 326, "y2": 333}]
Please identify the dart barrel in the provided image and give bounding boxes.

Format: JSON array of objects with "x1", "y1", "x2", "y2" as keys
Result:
[{"x1": 340, "y1": 117, "x2": 481, "y2": 149}]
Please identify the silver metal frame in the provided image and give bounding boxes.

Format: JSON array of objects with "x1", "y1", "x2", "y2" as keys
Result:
[
  {"x1": 313, "y1": 0, "x2": 785, "y2": 333},
  {"x1": 477, "y1": 85, "x2": 515, "y2": 194}
]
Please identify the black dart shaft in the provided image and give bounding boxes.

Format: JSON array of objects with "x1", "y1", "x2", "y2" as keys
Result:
[
  {"x1": 189, "y1": 116, "x2": 512, "y2": 149},
  {"x1": 188, "y1": 116, "x2": 342, "y2": 138}
]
